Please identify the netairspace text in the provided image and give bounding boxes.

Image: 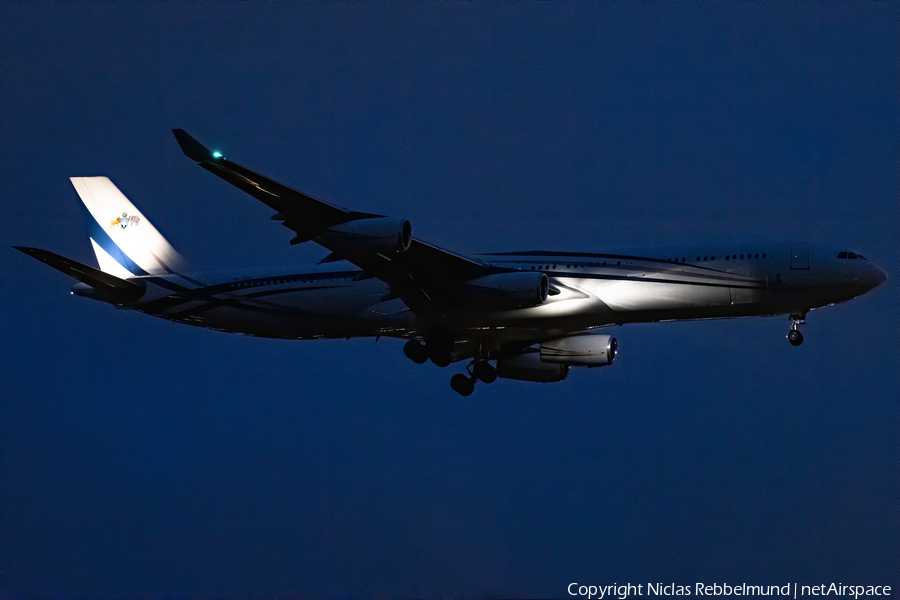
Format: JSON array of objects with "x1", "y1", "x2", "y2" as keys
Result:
[{"x1": 567, "y1": 583, "x2": 893, "y2": 600}]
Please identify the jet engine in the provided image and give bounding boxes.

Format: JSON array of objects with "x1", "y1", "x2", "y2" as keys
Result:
[
  {"x1": 496, "y1": 351, "x2": 569, "y2": 383},
  {"x1": 464, "y1": 272, "x2": 549, "y2": 309},
  {"x1": 318, "y1": 217, "x2": 412, "y2": 254},
  {"x1": 496, "y1": 334, "x2": 617, "y2": 383},
  {"x1": 540, "y1": 334, "x2": 617, "y2": 367}
]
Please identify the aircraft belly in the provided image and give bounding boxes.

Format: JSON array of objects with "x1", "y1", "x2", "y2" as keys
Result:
[
  {"x1": 273, "y1": 284, "x2": 383, "y2": 315},
  {"x1": 169, "y1": 305, "x2": 396, "y2": 339},
  {"x1": 141, "y1": 278, "x2": 419, "y2": 339}
]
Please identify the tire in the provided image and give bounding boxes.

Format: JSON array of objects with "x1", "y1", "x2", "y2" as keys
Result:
[
  {"x1": 787, "y1": 330, "x2": 803, "y2": 346},
  {"x1": 473, "y1": 362, "x2": 497, "y2": 384},
  {"x1": 403, "y1": 340, "x2": 428, "y2": 364},
  {"x1": 450, "y1": 373, "x2": 475, "y2": 396},
  {"x1": 428, "y1": 346, "x2": 452, "y2": 368}
]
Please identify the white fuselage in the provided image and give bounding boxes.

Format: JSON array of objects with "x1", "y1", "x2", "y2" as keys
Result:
[{"x1": 112, "y1": 241, "x2": 885, "y2": 345}]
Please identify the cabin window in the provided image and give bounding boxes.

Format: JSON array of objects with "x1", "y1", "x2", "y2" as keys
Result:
[
  {"x1": 704, "y1": 257, "x2": 708, "y2": 261},
  {"x1": 754, "y1": 254, "x2": 759, "y2": 258},
  {"x1": 762, "y1": 253, "x2": 766, "y2": 258},
  {"x1": 616, "y1": 261, "x2": 621, "y2": 265}
]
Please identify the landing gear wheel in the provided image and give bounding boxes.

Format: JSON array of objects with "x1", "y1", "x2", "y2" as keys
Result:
[
  {"x1": 429, "y1": 347, "x2": 452, "y2": 368},
  {"x1": 403, "y1": 340, "x2": 428, "y2": 364},
  {"x1": 450, "y1": 373, "x2": 475, "y2": 396},
  {"x1": 472, "y1": 361, "x2": 497, "y2": 384},
  {"x1": 787, "y1": 330, "x2": 803, "y2": 346}
]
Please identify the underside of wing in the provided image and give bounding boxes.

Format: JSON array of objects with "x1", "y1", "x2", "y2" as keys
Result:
[
  {"x1": 173, "y1": 129, "x2": 381, "y2": 244},
  {"x1": 173, "y1": 129, "x2": 496, "y2": 320}
]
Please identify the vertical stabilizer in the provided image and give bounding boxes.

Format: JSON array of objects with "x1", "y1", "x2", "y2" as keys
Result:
[{"x1": 72, "y1": 177, "x2": 184, "y2": 276}]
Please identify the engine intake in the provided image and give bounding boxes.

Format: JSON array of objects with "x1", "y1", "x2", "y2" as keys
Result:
[
  {"x1": 318, "y1": 217, "x2": 411, "y2": 254},
  {"x1": 464, "y1": 272, "x2": 549, "y2": 310}
]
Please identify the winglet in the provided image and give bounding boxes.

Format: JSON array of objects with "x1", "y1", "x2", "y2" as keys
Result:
[{"x1": 172, "y1": 129, "x2": 215, "y2": 163}]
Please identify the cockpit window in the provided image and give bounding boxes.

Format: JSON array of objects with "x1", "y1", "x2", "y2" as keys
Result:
[{"x1": 838, "y1": 252, "x2": 848, "y2": 259}]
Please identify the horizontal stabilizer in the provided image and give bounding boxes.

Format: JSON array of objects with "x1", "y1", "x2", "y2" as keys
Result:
[{"x1": 14, "y1": 246, "x2": 146, "y2": 300}]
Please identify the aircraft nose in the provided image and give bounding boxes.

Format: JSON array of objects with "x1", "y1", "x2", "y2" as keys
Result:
[{"x1": 867, "y1": 263, "x2": 887, "y2": 290}]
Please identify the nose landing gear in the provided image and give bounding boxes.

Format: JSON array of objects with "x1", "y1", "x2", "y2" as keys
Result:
[
  {"x1": 787, "y1": 313, "x2": 806, "y2": 346},
  {"x1": 449, "y1": 360, "x2": 497, "y2": 396}
]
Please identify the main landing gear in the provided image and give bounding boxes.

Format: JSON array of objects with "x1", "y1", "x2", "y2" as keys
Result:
[
  {"x1": 787, "y1": 313, "x2": 806, "y2": 346},
  {"x1": 403, "y1": 339, "x2": 428, "y2": 364},
  {"x1": 450, "y1": 360, "x2": 497, "y2": 397},
  {"x1": 403, "y1": 338, "x2": 452, "y2": 367},
  {"x1": 404, "y1": 338, "x2": 496, "y2": 396}
]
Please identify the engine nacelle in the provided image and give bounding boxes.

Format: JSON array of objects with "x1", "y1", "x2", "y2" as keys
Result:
[
  {"x1": 540, "y1": 334, "x2": 617, "y2": 367},
  {"x1": 464, "y1": 272, "x2": 549, "y2": 310},
  {"x1": 496, "y1": 351, "x2": 569, "y2": 383},
  {"x1": 318, "y1": 217, "x2": 411, "y2": 254}
]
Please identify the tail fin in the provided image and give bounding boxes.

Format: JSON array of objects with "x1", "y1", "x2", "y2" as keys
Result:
[{"x1": 71, "y1": 177, "x2": 184, "y2": 277}]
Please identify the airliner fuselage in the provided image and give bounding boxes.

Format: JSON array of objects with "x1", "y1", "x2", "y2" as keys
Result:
[{"x1": 71, "y1": 241, "x2": 884, "y2": 345}]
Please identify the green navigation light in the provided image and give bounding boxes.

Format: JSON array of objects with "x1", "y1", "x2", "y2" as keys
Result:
[{"x1": 212, "y1": 151, "x2": 222, "y2": 158}]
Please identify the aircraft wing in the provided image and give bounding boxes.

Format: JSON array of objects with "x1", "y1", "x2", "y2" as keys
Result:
[{"x1": 173, "y1": 130, "x2": 491, "y2": 315}]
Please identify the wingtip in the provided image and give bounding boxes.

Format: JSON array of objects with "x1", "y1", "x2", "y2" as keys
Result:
[{"x1": 172, "y1": 129, "x2": 215, "y2": 163}]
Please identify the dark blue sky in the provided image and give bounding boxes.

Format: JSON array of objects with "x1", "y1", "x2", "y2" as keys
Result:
[{"x1": 1, "y1": 3, "x2": 897, "y2": 598}]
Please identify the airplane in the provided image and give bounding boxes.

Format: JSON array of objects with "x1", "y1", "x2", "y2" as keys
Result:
[{"x1": 15, "y1": 129, "x2": 888, "y2": 396}]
